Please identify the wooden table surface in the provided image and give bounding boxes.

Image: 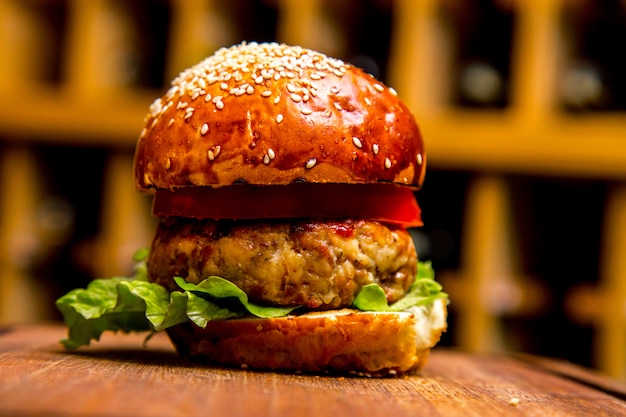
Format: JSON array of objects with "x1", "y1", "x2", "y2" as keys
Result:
[{"x1": 2, "y1": 324, "x2": 626, "y2": 417}]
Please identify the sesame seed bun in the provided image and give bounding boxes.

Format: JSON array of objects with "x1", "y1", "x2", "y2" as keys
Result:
[{"x1": 134, "y1": 42, "x2": 425, "y2": 191}]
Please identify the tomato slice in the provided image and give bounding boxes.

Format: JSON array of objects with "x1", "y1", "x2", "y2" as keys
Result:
[{"x1": 153, "y1": 183, "x2": 422, "y2": 228}]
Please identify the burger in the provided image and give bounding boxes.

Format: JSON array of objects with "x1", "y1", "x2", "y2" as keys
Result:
[{"x1": 56, "y1": 42, "x2": 448, "y2": 376}]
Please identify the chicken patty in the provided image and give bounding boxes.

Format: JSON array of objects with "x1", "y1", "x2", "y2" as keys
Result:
[{"x1": 148, "y1": 218, "x2": 418, "y2": 309}]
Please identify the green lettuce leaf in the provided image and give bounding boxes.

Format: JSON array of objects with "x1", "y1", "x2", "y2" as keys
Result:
[
  {"x1": 55, "y1": 278, "x2": 168, "y2": 350},
  {"x1": 353, "y1": 261, "x2": 449, "y2": 312},
  {"x1": 56, "y1": 250, "x2": 447, "y2": 350},
  {"x1": 173, "y1": 276, "x2": 297, "y2": 318}
]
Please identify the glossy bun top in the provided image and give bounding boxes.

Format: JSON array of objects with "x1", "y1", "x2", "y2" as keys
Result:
[{"x1": 134, "y1": 42, "x2": 425, "y2": 191}]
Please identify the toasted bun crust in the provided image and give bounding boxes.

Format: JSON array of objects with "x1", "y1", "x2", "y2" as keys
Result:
[
  {"x1": 134, "y1": 42, "x2": 425, "y2": 191},
  {"x1": 166, "y1": 299, "x2": 447, "y2": 376}
]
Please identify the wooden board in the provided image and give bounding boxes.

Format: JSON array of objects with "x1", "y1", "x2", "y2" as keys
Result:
[{"x1": 1, "y1": 324, "x2": 626, "y2": 417}]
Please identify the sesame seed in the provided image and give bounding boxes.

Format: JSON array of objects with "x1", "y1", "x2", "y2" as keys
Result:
[
  {"x1": 334, "y1": 103, "x2": 342, "y2": 111},
  {"x1": 417, "y1": 153, "x2": 423, "y2": 165},
  {"x1": 305, "y1": 158, "x2": 317, "y2": 169},
  {"x1": 207, "y1": 150, "x2": 215, "y2": 161},
  {"x1": 384, "y1": 157, "x2": 391, "y2": 169},
  {"x1": 352, "y1": 137, "x2": 363, "y2": 148},
  {"x1": 287, "y1": 83, "x2": 297, "y2": 93},
  {"x1": 220, "y1": 82, "x2": 228, "y2": 90},
  {"x1": 276, "y1": 114, "x2": 284, "y2": 123},
  {"x1": 153, "y1": 100, "x2": 167, "y2": 116},
  {"x1": 290, "y1": 93, "x2": 302, "y2": 102},
  {"x1": 165, "y1": 158, "x2": 171, "y2": 170},
  {"x1": 273, "y1": 96, "x2": 281, "y2": 104},
  {"x1": 310, "y1": 73, "x2": 321, "y2": 80},
  {"x1": 198, "y1": 78, "x2": 206, "y2": 89},
  {"x1": 246, "y1": 85, "x2": 254, "y2": 94},
  {"x1": 255, "y1": 75, "x2": 264, "y2": 84},
  {"x1": 301, "y1": 108, "x2": 312, "y2": 115},
  {"x1": 201, "y1": 123, "x2": 209, "y2": 135},
  {"x1": 204, "y1": 93, "x2": 212, "y2": 102},
  {"x1": 212, "y1": 96, "x2": 222, "y2": 103},
  {"x1": 261, "y1": 90, "x2": 272, "y2": 97},
  {"x1": 372, "y1": 143, "x2": 379, "y2": 155},
  {"x1": 329, "y1": 60, "x2": 343, "y2": 69},
  {"x1": 215, "y1": 100, "x2": 224, "y2": 110},
  {"x1": 165, "y1": 86, "x2": 178, "y2": 100},
  {"x1": 177, "y1": 101, "x2": 188, "y2": 109},
  {"x1": 389, "y1": 87, "x2": 398, "y2": 96},
  {"x1": 214, "y1": 145, "x2": 221, "y2": 157},
  {"x1": 330, "y1": 87, "x2": 339, "y2": 94},
  {"x1": 268, "y1": 148, "x2": 276, "y2": 159},
  {"x1": 374, "y1": 84, "x2": 384, "y2": 92},
  {"x1": 364, "y1": 97, "x2": 372, "y2": 106},
  {"x1": 184, "y1": 110, "x2": 194, "y2": 120},
  {"x1": 168, "y1": 118, "x2": 175, "y2": 127},
  {"x1": 263, "y1": 154, "x2": 270, "y2": 165}
]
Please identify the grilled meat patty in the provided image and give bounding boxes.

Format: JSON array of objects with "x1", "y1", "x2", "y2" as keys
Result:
[{"x1": 148, "y1": 218, "x2": 417, "y2": 309}]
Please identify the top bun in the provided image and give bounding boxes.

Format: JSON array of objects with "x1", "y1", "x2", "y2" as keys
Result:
[{"x1": 134, "y1": 42, "x2": 425, "y2": 191}]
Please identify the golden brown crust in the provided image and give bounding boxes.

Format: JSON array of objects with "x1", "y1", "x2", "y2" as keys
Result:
[
  {"x1": 134, "y1": 42, "x2": 425, "y2": 191},
  {"x1": 166, "y1": 303, "x2": 447, "y2": 376}
]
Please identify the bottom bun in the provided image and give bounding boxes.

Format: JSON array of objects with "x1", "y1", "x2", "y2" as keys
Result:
[{"x1": 166, "y1": 299, "x2": 447, "y2": 376}]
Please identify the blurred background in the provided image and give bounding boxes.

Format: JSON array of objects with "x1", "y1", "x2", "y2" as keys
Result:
[{"x1": 1, "y1": 0, "x2": 626, "y2": 380}]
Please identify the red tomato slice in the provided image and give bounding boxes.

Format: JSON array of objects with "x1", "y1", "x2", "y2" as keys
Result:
[{"x1": 153, "y1": 183, "x2": 422, "y2": 228}]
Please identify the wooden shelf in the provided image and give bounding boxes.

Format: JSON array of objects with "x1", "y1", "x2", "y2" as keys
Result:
[
  {"x1": 0, "y1": 86, "x2": 154, "y2": 146},
  {"x1": 424, "y1": 111, "x2": 626, "y2": 179}
]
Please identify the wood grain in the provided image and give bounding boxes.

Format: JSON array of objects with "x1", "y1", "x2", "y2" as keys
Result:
[{"x1": 1, "y1": 324, "x2": 625, "y2": 417}]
